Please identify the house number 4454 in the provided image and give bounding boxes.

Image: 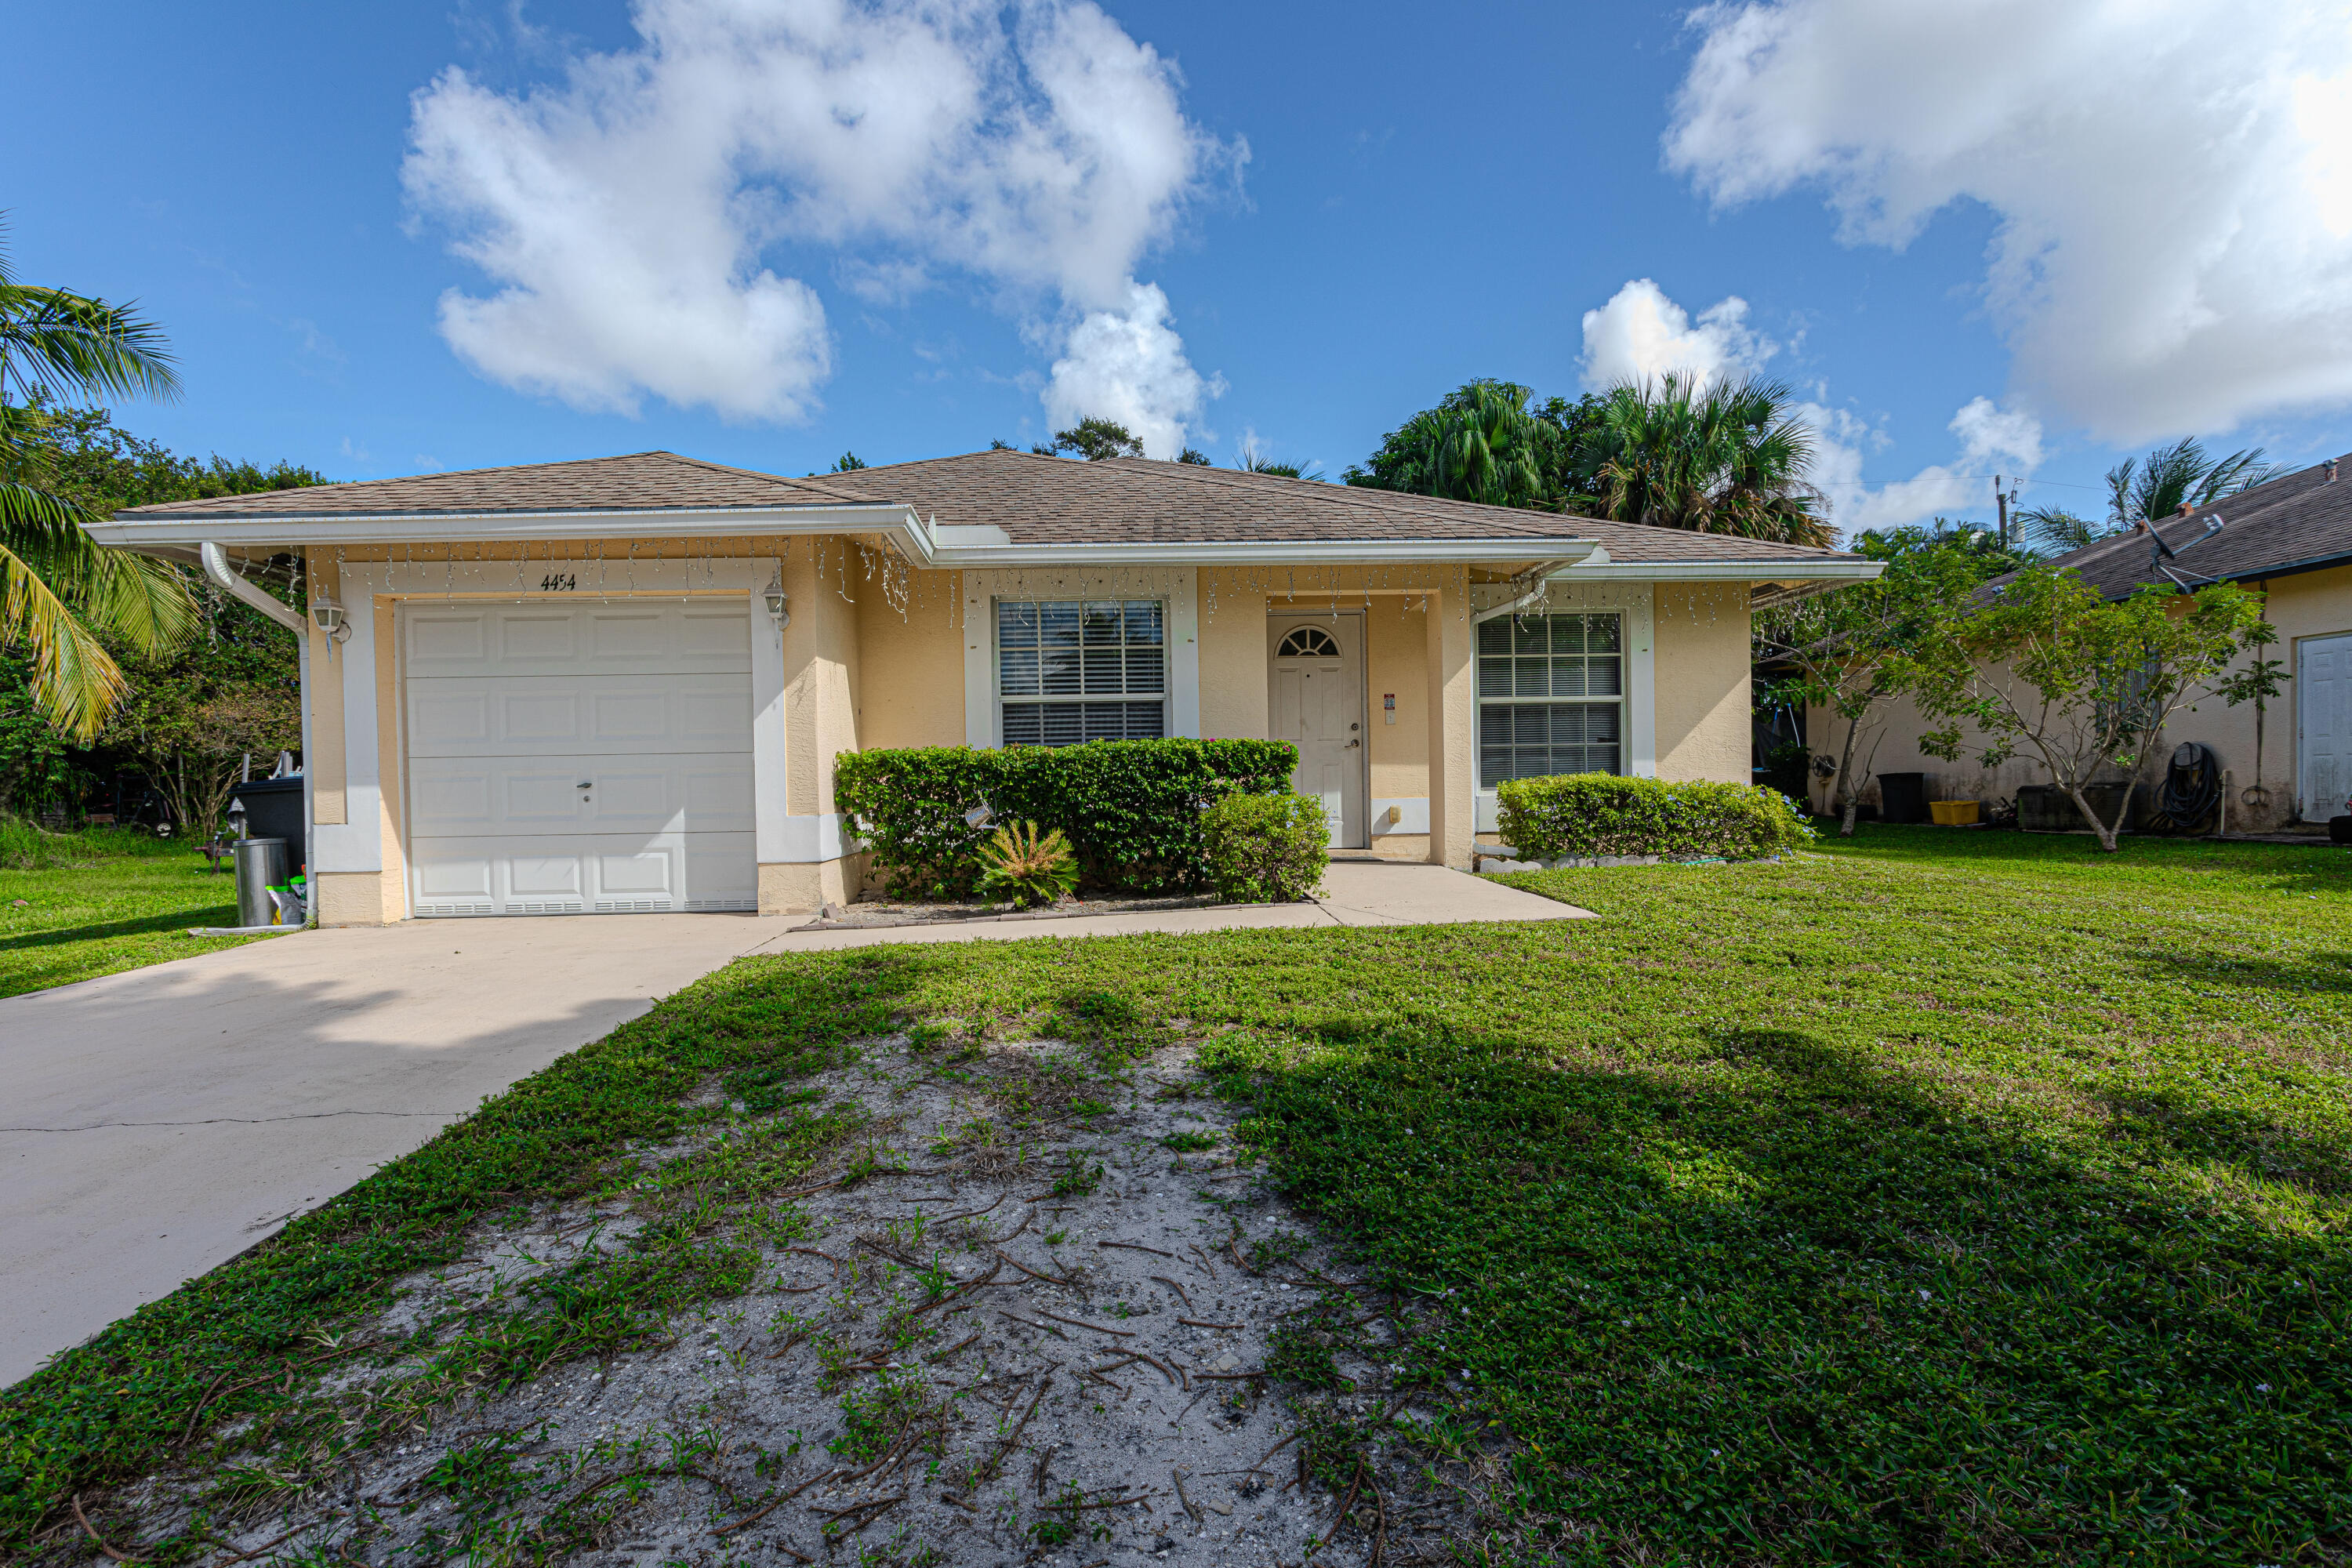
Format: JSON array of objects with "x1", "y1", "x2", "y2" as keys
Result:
[{"x1": 539, "y1": 573, "x2": 577, "y2": 592}]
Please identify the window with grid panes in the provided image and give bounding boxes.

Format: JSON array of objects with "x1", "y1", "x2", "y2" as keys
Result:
[
  {"x1": 1476, "y1": 612, "x2": 1624, "y2": 785},
  {"x1": 996, "y1": 600, "x2": 1167, "y2": 746}
]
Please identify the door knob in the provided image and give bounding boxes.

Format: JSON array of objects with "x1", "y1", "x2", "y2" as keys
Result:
[{"x1": 1345, "y1": 739, "x2": 1360, "y2": 749}]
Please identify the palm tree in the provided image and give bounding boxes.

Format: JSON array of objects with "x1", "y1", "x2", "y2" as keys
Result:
[
  {"x1": 2105, "y1": 437, "x2": 2281, "y2": 530},
  {"x1": 2016, "y1": 438, "x2": 2283, "y2": 557},
  {"x1": 1577, "y1": 373, "x2": 1830, "y2": 547},
  {"x1": 1233, "y1": 442, "x2": 1325, "y2": 482},
  {"x1": 0, "y1": 218, "x2": 194, "y2": 740}
]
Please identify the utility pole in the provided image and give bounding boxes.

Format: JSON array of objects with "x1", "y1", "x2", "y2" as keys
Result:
[{"x1": 1995, "y1": 474, "x2": 2009, "y2": 550}]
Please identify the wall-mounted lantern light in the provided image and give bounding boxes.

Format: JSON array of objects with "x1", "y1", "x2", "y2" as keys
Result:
[
  {"x1": 764, "y1": 575, "x2": 790, "y2": 628},
  {"x1": 310, "y1": 595, "x2": 351, "y2": 642}
]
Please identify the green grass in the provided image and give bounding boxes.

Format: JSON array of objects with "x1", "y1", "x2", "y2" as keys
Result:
[
  {"x1": 0, "y1": 826, "x2": 264, "y2": 999},
  {"x1": 6, "y1": 827, "x2": 2349, "y2": 1564}
]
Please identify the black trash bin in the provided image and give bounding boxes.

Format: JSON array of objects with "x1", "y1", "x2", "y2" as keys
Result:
[
  {"x1": 1878, "y1": 771, "x2": 1928, "y2": 824},
  {"x1": 226, "y1": 776, "x2": 307, "y2": 873}
]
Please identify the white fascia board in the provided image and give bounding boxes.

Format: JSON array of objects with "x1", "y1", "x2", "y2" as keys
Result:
[
  {"x1": 94, "y1": 507, "x2": 1623, "y2": 571},
  {"x1": 1548, "y1": 559, "x2": 1884, "y2": 583},
  {"x1": 925, "y1": 539, "x2": 1600, "y2": 568},
  {"x1": 89, "y1": 503, "x2": 926, "y2": 553}
]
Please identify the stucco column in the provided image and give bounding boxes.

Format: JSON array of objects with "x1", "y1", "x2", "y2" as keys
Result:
[
  {"x1": 765, "y1": 543, "x2": 862, "y2": 914},
  {"x1": 1425, "y1": 572, "x2": 1475, "y2": 869}
]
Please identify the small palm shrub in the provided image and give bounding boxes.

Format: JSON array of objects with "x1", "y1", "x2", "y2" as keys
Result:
[
  {"x1": 974, "y1": 821, "x2": 1080, "y2": 908},
  {"x1": 1201, "y1": 791, "x2": 1329, "y2": 903}
]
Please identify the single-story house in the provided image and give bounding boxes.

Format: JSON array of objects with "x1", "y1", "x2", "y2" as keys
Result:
[
  {"x1": 92, "y1": 448, "x2": 1874, "y2": 922},
  {"x1": 1817, "y1": 452, "x2": 2352, "y2": 829}
]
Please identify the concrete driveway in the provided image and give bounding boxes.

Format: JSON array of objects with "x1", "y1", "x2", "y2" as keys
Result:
[{"x1": 1, "y1": 862, "x2": 1579, "y2": 1385}]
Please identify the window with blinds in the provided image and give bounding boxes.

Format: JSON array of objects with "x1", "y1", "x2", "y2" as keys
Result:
[
  {"x1": 997, "y1": 599, "x2": 1167, "y2": 746},
  {"x1": 1476, "y1": 612, "x2": 1624, "y2": 784}
]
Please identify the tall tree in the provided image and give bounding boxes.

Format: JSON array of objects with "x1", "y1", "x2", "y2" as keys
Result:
[
  {"x1": 1345, "y1": 381, "x2": 1603, "y2": 510},
  {"x1": 0, "y1": 406, "x2": 325, "y2": 821},
  {"x1": 1577, "y1": 373, "x2": 1831, "y2": 546},
  {"x1": 1043, "y1": 417, "x2": 1144, "y2": 461},
  {"x1": 1911, "y1": 568, "x2": 2279, "y2": 851},
  {"x1": 2016, "y1": 437, "x2": 2282, "y2": 555},
  {"x1": 1755, "y1": 525, "x2": 2010, "y2": 835},
  {"x1": 1234, "y1": 442, "x2": 1323, "y2": 481},
  {"x1": 0, "y1": 220, "x2": 196, "y2": 739}
]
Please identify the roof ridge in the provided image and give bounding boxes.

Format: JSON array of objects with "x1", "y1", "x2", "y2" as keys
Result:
[
  {"x1": 1098, "y1": 458, "x2": 1570, "y2": 539},
  {"x1": 651, "y1": 449, "x2": 883, "y2": 505}
]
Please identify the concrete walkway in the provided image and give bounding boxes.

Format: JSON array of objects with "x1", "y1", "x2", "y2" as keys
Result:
[{"x1": 0, "y1": 862, "x2": 1581, "y2": 1385}]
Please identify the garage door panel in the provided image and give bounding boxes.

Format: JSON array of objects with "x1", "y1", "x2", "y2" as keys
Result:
[
  {"x1": 588, "y1": 768, "x2": 677, "y2": 827},
  {"x1": 502, "y1": 691, "x2": 585, "y2": 742},
  {"x1": 682, "y1": 762, "x2": 756, "y2": 825},
  {"x1": 496, "y1": 612, "x2": 580, "y2": 663},
  {"x1": 408, "y1": 674, "x2": 750, "y2": 757},
  {"x1": 405, "y1": 603, "x2": 751, "y2": 678},
  {"x1": 409, "y1": 768, "x2": 497, "y2": 834},
  {"x1": 509, "y1": 854, "x2": 586, "y2": 901}
]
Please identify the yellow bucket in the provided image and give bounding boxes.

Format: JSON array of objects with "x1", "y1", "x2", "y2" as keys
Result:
[{"x1": 1929, "y1": 800, "x2": 1981, "y2": 826}]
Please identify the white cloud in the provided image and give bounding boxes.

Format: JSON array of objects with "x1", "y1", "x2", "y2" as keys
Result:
[
  {"x1": 1665, "y1": 0, "x2": 2352, "y2": 441},
  {"x1": 1043, "y1": 281, "x2": 1220, "y2": 458},
  {"x1": 1578, "y1": 278, "x2": 1777, "y2": 390},
  {"x1": 404, "y1": 0, "x2": 1236, "y2": 427},
  {"x1": 1579, "y1": 278, "x2": 2042, "y2": 535},
  {"x1": 1806, "y1": 394, "x2": 2044, "y2": 533}
]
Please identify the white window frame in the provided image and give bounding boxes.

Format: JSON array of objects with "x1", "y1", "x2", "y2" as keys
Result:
[
  {"x1": 993, "y1": 596, "x2": 1171, "y2": 747},
  {"x1": 962, "y1": 568, "x2": 1200, "y2": 746},
  {"x1": 1470, "y1": 586, "x2": 1656, "y2": 831}
]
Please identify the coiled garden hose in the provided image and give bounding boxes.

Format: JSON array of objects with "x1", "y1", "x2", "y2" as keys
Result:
[{"x1": 2154, "y1": 741, "x2": 2223, "y2": 831}]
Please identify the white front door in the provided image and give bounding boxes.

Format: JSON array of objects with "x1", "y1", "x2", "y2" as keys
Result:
[
  {"x1": 1268, "y1": 614, "x2": 1366, "y2": 848},
  {"x1": 401, "y1": 601, "x2": 760, "y2": 916},
  {"x1": 2299, "y1": 630, "x2": 2352, "y2": 822}
]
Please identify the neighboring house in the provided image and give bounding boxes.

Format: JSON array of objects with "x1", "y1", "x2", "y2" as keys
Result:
[
  {"x1": 93, "y1": 448, "x2": 1873, "y2": 923},
  {"x1": 1820, "y1": 452, "x2": 2352, "y2": 829}
]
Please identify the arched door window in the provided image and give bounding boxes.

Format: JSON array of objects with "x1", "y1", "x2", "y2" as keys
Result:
[{"x1": 1276, "y1": 626, "x2": 1341, "y2": 657}]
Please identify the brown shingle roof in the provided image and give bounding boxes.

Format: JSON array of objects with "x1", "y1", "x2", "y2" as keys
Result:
[
  {"x1": 114, "y1": 444, "x2": 1858, "y2": 568},
  {"x1": 850, "y1": 448, "x2": 1852, "y2": 563},
  {"x1": 2024, "y1": 452, "x2": 2352, "y2": 598},
  {"x1": 118, "y1": 450, "x2": 881, "y2": 517}
]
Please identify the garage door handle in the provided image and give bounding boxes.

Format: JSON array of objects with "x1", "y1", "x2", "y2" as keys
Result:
[{"x1": 576, "y1": 782, "x2": 592, "y2": 789}]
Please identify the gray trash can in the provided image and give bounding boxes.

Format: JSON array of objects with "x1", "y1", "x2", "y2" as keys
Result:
[{"x1": 234, "y1": 837, "x2": 289, "y2": 928}]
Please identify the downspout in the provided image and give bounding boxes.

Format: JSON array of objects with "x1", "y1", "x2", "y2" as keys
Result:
[{"x1": 202, "y1": 543, "x2": 314, "y2": 922}]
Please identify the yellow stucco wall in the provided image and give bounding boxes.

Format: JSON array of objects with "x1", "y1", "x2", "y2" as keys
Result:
[
  {"x1": 1653, "y1": 585, "x2": 1754, "y2": 784},
  {"x1": 1198, "y1": 572, "x2": 1269, "y2": 741},
  {"x1": 855, "y1": 570, "x2": 966, "y2": 749},
  {"x1": 1366, "y1": 601, "x2": 1431, "y2": 800},
  {"x1": 1807, "y1": 565, "x2": 2352, "y2": 828}
]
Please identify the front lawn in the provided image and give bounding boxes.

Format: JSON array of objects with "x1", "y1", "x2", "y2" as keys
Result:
[
  {"x1": 8, "y1": 828, "x2": 2348, "y2": 1564},
  {"x1": 0, "y1": 825, "x2": 260, "y2": 999}
]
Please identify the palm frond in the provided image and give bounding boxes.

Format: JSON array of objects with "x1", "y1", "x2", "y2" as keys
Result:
[
  {"x1": 0, "y1": 282, "x2": 181, "y2": 405},
  {"x1": 0, "y1": 535, "x2": 129, "y2": 742}
]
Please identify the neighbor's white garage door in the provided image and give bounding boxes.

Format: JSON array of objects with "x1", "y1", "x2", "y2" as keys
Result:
[{"x1": 402, "y1": 601, "x2": 758, "y2": 917}]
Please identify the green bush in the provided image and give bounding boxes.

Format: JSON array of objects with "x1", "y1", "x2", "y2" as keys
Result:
[
  {"x1": 0, "y1": 816, "x2": 177, "y2": 871},
  {"x1": 1201, "y1": 790, "x2": 1330, "y2": 903},
  {"x1": 1496, "y1": 773, "x2": 1813, "y2": 862},
  {"x1": 834, "y1": 738, "x2": 1296, "y2": 898}
]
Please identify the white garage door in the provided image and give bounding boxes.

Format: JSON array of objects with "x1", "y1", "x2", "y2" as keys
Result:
[{"x1": 402, "y1": 601, "x2": 759, "y2": 917}]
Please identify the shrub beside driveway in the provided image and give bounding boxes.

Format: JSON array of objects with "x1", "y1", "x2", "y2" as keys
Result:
[{"x1": 4, "y1": 828, "x2": 2347, "y2": 1564}]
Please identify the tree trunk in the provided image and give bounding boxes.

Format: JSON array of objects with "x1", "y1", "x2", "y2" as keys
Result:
[
  {"x1": 1835, "y1": 715, "x2": 1867, "y2": 837},
  {"x1": 2068, "y1": 782, "x2": 2135, "y2": 853}
]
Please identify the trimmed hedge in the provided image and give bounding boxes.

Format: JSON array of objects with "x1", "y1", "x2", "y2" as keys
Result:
[
  {"x1": 1201, "y1": 791, "x2": 1330, "y2": 903},
  {"x1": 1496, "y1": 773, "x2": 1813, "y2": 862},
  {"x1": 833, "y1": 738, "x2": 1296, "y2": 897}
]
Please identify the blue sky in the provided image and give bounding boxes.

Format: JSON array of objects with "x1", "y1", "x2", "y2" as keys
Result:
[{"x1": 9, "y1": 1, "x2": 2351, "y2": 537}]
